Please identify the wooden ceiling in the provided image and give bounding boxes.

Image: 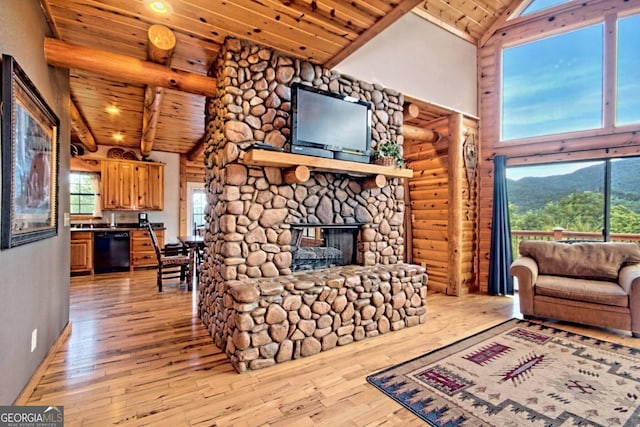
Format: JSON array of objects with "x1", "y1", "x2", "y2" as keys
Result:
[{"x1": 40, "y1": 0, "x2": 517, "y2": 158}]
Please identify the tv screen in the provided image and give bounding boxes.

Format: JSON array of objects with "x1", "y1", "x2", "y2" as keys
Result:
[{"x1": 291, "y1": 83, "x2": 371, "y2": 155}]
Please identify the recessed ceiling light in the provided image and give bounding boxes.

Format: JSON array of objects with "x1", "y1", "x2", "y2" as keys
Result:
[
  {"x1": 112, "y1": 132, "x2": 124, "y2": 142},
  {"x1": 145, "y1": 0, "x2": 173, "y2": 14},
  {"x1": 105, "y1": 105, "x2": 120, "y2": 115}
]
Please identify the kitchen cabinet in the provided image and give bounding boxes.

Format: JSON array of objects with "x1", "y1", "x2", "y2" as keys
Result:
[
  {"x1": 101, "y1": 159, "x2": 164, "y2": 210},
  {"x1": 70, "y1": 231, "x2": 93, "y2": 274},
  {"x1": 136, "y1": 163, "x2": 164, "y2": 210},
  {"x1": 131, "y1": 228, "x2": 164, "y2": 268}
]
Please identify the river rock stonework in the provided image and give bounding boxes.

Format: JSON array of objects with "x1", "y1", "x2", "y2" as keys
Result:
[
  {"x1": 225, "y1": 264, "x2": 426, "y2": 372},
  {"x1": 198, "y1": 38, "x2": 427, "y2": 372}
]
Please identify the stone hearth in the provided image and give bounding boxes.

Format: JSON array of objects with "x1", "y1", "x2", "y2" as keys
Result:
[
  {"x1": 224, "y1": 264, "x2": 426, "y2": 372},
  {"x1": 198, "y1": 37, "x2": 428, "y2": 372}
]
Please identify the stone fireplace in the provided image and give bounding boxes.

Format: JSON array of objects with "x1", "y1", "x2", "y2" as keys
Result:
[{"x1": 198, "y1": 38, "x2": 427, "y2": 372}]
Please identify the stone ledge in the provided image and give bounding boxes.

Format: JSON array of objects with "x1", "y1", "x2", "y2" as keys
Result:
[{"x1": 220, "y1": 264, "x2": 427, "y2": 372}]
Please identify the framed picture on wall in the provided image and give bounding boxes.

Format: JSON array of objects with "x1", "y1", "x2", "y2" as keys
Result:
[{"x1": 1, "y1": 54, "x2": 60, "y2": 249}]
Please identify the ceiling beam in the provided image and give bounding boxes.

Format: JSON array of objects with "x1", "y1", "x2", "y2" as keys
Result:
[
  {"x1": 323, "y1": 0, "x2": 425, "y2": 69},
  {"x1": 44, "y1": 38, "x2": 217, "y2": 97},
  {"x1": 187, "y1": 136, "x2": 206, "y2": 161},
  {"x1": 69, "y1": 100, "x2": 98, "y2": 152},
  {"x1": 141, "y1": 25, "x2": 176, "y2": 157}
]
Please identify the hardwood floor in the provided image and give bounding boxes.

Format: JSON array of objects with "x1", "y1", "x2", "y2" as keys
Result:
[{"x1": 25, "y1": 270, "x2": 637, "y2": 426}]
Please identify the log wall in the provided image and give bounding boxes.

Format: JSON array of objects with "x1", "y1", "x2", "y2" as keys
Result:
[
  {"x1": 477, "y1": 0, "x2": 640, "y2": 293},
  {"x1": 405, "y1": 115, "x2": 479, "y2": 294}
]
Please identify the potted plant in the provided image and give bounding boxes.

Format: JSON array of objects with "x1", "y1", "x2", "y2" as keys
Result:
[{"x1": 374, "y1": 140, "x2": 404, "y2": 168}]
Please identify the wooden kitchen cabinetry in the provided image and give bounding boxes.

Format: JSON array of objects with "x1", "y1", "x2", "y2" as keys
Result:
[
  {"x1": 140, "y1": 163, "x2": 164, "y2": 210},
  {"x1": 131, "y1": 229, "x2": 164, "y2": 268},
  {"x1": 101, "y1": 159, "x2": 164, "y2": 210},
  {"x1": 70, "y1": 231, "x2": 93, "y2": 274}
]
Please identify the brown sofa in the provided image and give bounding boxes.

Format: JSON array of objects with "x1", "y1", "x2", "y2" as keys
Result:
[{"x1": 510, "y1": 240, "x2": 640, "y2": 336}]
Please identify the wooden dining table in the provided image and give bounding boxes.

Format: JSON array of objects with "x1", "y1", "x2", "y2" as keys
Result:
[{"x1": 177, "y1": 235, "x2": 204, "y2": 290}]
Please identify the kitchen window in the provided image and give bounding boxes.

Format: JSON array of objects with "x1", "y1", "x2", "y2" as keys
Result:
[{"x1": 70, "y1": 172, "x2": 101, "y2": 216}]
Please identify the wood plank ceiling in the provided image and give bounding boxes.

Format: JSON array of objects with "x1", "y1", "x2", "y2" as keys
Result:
[{"x1": 40, "y1": 0, "x2": 516, "y2": 158}]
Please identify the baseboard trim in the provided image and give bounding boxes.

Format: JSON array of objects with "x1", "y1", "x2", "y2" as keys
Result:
[{"x1": 13, "y1": 321, "x2": 72, "y2": 405}]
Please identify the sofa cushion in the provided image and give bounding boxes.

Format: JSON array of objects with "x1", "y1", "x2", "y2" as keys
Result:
[
  {"x1": 519, "y1": 240, "x2": 640, "y2": 282},
  {"x1": 535, "y1": 275, "x2": 628, "y2": 307}
]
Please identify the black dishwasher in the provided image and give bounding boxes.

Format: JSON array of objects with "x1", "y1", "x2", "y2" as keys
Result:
[{"x1": 94, "y1": 231, "x2": 131, "y2": 273}]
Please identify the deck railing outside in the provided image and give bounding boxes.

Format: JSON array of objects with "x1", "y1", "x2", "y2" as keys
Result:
[{"x1": 512, "y1": 228, "x2": 640, "y2": 253}]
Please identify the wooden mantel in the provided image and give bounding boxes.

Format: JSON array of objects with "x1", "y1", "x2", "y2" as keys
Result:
[{"x1": 243, "y1": 150, "x2": 413, "y2": 179}]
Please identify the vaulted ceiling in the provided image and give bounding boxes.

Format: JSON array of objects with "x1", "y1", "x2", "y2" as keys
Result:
[{"x1": 40, "y1": 0, "x2": 517, "y2": 159}]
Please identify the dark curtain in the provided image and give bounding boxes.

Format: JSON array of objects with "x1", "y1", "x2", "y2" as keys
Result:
[{"x1": 488, "y1": 155, "x2": 514, "y2": 296}]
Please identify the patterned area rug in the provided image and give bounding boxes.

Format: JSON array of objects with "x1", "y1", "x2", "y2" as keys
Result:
[{"x1": 367, "y1": 318, "x2": 640, "y2": 426}]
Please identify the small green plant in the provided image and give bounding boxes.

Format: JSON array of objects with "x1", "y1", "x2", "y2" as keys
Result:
[{"x1": 374, "y1": 140, "x2": 404, "y2": 167}]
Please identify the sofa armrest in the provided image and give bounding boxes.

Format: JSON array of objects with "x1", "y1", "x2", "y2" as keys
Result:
[
  {"x1": 510, "y1": 256, "x2": 539, "y2": 286},
  {"x1": 620, "y1": 264, "x2": 640, "y2": 336},
  {"x1": 510, "y1": 256, "x2": 539, "y2": 316},
  {"x1": 619, "y1": 264, "x2": 640, "y2": 294}
]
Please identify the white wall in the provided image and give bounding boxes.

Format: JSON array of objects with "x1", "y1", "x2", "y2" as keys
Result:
[
  {"x1": 335, "y1": 13, "x2": 477, "y2": 116},
  {"x1": 0, "y1": 0, "x2": 71, "y2": 404},
  {"x1": 148, "y1": 152, "x2": 180, "y2": 244}
]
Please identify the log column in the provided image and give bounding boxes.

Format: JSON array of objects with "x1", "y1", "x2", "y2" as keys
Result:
[
  {"x1": 447, "y1": 113, "x2": 464, "y2": 296},
  {"x1": 141, "y1": 25, "x2": 176, "y2": 156}
]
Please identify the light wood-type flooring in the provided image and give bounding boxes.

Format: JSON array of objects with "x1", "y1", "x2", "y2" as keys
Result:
[{"x1": 25, "y1": 270, "x2": 638, "y2": 426}]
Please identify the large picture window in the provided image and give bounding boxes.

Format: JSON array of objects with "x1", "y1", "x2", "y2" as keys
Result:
[
  {"x1": 616, "y1": 14, "x2": 640, "y2": 126},
  {"x1": 501, "y1": 25, "x2": 603, "y2": 141},
  {"x1": 501, "y1": 10, "x2": 640, "y2": 142},
  {"x1": 507, "y1": 157, "x2": 640, "y2": 240}
]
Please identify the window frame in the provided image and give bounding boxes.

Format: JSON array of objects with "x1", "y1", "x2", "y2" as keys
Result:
[{"x1": 495, "y1": 5, "x2": 640, "y2": 147}]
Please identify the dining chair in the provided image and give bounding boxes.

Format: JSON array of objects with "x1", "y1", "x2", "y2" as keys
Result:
[{"x1": 146, "y1": 223, "x2": 192, "y2": 291}]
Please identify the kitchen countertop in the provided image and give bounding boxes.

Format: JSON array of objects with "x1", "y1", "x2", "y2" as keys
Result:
[{"x1": 70, "y1": 223, "x2": 165, "y2": 232}]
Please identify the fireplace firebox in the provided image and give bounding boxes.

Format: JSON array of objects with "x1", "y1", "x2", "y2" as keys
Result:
[{"x1": 290, "y1": 223, "x2": 362, "y2": 271}]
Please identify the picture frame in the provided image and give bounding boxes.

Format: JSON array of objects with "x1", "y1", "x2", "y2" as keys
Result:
[{"x1": 1, "y1": 54, "x2": 60, "y2": 248}]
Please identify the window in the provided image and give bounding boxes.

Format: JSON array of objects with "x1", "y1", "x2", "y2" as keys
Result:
[
  {"x1": 70, "y1": 172, "x2": 99, "y2": 216},
  {"x1": 616, "y1": 14, "x2": 640, "y2": 126},
  {"x1": 507, "y1": 161, "x2": 605, "y2": 234},
  {"x1": 501, "y1": 9, "x2": 640, "y2": 142},
  {"x1": 610, "y1": 158, "x2": 640, "y2": 233},
  {"x1": 520, "y1": 0, "x2": 570, "y2": 16},
  {"x1": 501, "y1": 24, "x2": 603, "y2": 141},
  {"x1": 191, "y1": 189, "x2": 206, "y2": 234},
  {"x1": 507, "y1": 157, "x2": 640, "y2": 239}
]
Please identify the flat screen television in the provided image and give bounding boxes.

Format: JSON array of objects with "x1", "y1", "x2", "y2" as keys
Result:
[{"x1": 291, "y1": 83, "x2": 372, "y2": 163}]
